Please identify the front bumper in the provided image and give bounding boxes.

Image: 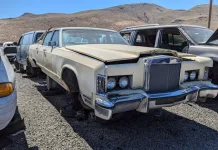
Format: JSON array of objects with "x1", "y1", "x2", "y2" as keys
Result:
[
  {"x1": 0, "y1": 90, "x2": 17, "y2": 130},
  {"x1": 95, "y1": 82, "x2": 218, "y2": 120}
]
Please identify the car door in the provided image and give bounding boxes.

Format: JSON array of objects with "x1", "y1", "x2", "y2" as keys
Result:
[
  {"x1": 44, "y1": 30, "x2": 59, "y2": 73},
  {"x1": 40, "y1": 31, "x2": 53, "y2": 73},
  {"x1": 158, "y1": 28, "x2": 189, "y2": 52},
  {"x1": 20, "y1": 34, "x2": 31, "y2": 65},
  {"x1": 16, "y1": 35, "x2": 24, "y2": 63}
]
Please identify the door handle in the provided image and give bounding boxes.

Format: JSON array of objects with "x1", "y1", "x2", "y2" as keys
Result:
[
  {"x1": 43, "y1": 49, "x2": 46, "y2": 52},
  {"x1": 36, "y1": 47, "x2": 38, "y2": 50}
]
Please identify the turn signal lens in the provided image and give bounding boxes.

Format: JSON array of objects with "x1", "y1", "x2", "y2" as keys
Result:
[{"x1": 0, "y1": 83, "x2": 14, "y2": 97}]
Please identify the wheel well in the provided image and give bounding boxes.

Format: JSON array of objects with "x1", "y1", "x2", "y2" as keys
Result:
[{"x1": 62, "y1": 68, "x2": 79, "y2": 93}]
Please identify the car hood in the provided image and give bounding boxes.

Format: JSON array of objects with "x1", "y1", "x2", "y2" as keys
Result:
[
  {"x1": 206, "y1": 28, "x2": 218, "y2": 44},
  {"x1": 65, "y1": 44, "x2": 182, "y2": 62}
]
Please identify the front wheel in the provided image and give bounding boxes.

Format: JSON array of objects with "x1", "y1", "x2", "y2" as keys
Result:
[
  {"x1": 14, "y1": 61, "x2": 20, "y2": 71},
  {"x1": 19, "y1": 64, "x2": 25, "y2": 73},
  {"x1": 46, "y1": 76, "x2": 61, "y2": 91}
]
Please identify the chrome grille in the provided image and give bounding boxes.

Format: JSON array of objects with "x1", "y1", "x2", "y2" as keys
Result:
[{"x1": 144, "y1": 56, "x2": 181, "y2": 93}]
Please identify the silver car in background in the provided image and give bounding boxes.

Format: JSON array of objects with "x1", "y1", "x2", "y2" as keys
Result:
[
  {"x1": 120, "y1": 24, "x2": 218, "y2": 84},
  {"x1": 15, "y1": 30, "x2": 44, "y2": 72},
  {"x1": 0, "y1": 47, "x2": 17, "y2": 130}
]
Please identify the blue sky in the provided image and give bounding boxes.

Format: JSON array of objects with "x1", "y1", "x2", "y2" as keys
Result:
[{"x1": 0, "y1": 0, "x2": 217, "y2": 18}]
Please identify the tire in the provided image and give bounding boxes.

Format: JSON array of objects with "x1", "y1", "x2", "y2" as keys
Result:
[
  {"x1": 14, "y1": 61, "x2": 20, "y2": 71},
  {"x1": 26, "y1": 65, "x2": 31, "y2": 75},
  {"x1": 19, "y1": 64, "x2": 25, "y2": 73},
  {"x1": 46, "y1": 76, "x2": 61, "y2": 91},
  {"x1": 26, "y1": 59, "x2": 37, "y2": 77},
  {"x1": 30, "y1": 66, "x2": 37, "y2": 77}
]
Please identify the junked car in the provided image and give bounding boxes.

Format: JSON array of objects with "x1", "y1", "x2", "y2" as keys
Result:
[
  {"x1": 120, "y1": 24, "x2": 218, "y2": 84},
  {"x1": 28, "y1": 27, "x2": 218, "y2": 121},
  {"x1": 15, "y1": 30, "x2": 44, "y2": 73},
  {"x1": 0, "y1": 47, "x2": 17, "y2": 130},
  {"x1": 2, "y1": 41, "x2": 17, "y2": 63}
]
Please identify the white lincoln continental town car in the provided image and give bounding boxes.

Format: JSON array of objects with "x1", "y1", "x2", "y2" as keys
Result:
[{"x1": 28, "y1": 27, "x2": 218, "y2": 120}]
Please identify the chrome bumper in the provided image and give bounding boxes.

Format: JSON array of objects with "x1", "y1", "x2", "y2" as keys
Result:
[{"x1": 95, "y1": 83, "x2": 218, "y2": 120}]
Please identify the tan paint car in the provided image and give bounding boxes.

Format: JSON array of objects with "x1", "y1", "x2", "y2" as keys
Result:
[{"x1": 28, "y1": 27, "x2": 218, "y2": 120}]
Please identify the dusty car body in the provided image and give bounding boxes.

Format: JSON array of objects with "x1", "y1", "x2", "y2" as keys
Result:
[
  {"x1": 0, "y1": 47, "x2": 17, "y2": 130},
  {"x1": 29, "y1": 27, "x2": 218, "y2": 120},
  {"x1": 15, "y1": 30, "x2": 44, "y2": 72},
  {"x1": 120, "y1": 24, "x2": 218, "y2": 83}
]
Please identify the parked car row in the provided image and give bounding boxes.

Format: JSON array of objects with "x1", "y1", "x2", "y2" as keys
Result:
[
  {"x1": 4, "y1": 24, "x2": 218, "y2": 122},
  {"x1": 7, "y1": 26, "x2": 216, "y2": 121}
]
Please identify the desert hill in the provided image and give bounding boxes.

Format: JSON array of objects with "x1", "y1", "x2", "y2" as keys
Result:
[{"x1": 0, "y1": 3, "x2": 217, "y2": 42}]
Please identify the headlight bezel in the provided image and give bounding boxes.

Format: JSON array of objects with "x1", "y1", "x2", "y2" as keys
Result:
[
  {"x1": 184, "y1": 70, "x2": 199, "y2": 82},
  {"x1": 106, "y1": 76, "x2": 130, "y2": 91}
]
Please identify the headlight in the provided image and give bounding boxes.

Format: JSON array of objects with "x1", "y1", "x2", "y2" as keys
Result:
[
  {"x1": 107, "y1": 77, "x2": 116, "y2": 90},
  {"x1": 119, "y1": 77, "x2": 129, "y2": 88},
  {"x1": 190, "y1": 71, "x2": 197, "y2": 80},
  {"x1": 184, "y1": 72, "x2": 189, "y2": 81},
  {"x1": 0, "y1": 83, "x2": 14, "y2": 97}
]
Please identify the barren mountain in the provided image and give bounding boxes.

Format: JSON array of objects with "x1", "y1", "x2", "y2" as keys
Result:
[{"x1": 0, "y1": 3, "x2": 218, "y2": 42}]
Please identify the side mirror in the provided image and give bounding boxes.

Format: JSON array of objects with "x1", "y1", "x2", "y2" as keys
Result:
[
  {"x1": 48, "y1": 41, "x2": 56, "y2": 47},
  {"x1": 13, "y1": 42, "x2": 18, "y2": 46}
]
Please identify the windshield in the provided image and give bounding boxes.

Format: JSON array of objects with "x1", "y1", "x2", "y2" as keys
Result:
[
  {"x1": 182, "y1": 27, "x2": 214, "y2": 44},
  {"x1": 62, "y1": 29, "x2": 128, "y2": 46}
]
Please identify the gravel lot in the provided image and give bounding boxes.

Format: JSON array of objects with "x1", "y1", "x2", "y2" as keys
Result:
[{"x1": 3, "y1": 72, "x2": 218, "y2": 150}]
